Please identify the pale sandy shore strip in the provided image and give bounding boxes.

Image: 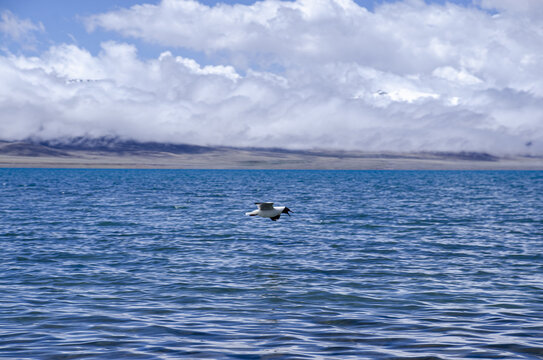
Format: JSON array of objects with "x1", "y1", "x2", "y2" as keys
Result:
[{"x1": 1, "y1": 149, "x2": 542, "y2": 170}]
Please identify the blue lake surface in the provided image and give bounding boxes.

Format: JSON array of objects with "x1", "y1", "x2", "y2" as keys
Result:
[{"x1": 0, "y1": 169, "x2": 542, "y2": 359}]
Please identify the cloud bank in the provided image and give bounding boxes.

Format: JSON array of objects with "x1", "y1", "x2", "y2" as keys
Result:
[{"x1": 1, "y1": 0, "x2": 543, "y2": 154}]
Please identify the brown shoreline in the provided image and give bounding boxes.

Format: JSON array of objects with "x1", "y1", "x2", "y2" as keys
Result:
[{"x1": 1, "y1": 149, "x2": 542, "y2": 170}]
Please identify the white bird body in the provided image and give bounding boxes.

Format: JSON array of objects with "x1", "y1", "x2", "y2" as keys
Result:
[{"x1": 246, "y1": 203, "x2": 292, "y2": 221}]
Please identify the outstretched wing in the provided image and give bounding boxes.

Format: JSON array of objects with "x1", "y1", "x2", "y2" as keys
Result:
[{"x1": 255, "y1": 202, "x2": 274, "y2": 210}]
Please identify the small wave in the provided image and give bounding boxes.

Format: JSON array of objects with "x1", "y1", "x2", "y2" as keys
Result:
[
  {"x1": 148, "y1": 204, "x2": 188, "y2": 210},
  {"x1": 95, "y1": 221, "x2": 137, "y2": 227}
]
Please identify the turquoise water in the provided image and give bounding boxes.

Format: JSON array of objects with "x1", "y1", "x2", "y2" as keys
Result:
[{"x1": 0, "y1": 169, "x2": 542, "y2": 359}]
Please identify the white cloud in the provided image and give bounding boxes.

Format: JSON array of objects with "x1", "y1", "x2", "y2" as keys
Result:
[
  {"x1": 0, "y1": 10, "x2": 44, "y2": 50},
  {"x1": 432, "y1": 67, "x2": 483, "y2": 86},
  {"x1": 84, "y1": 0, "x2": 543, "y2": 94},
  {"x1": 1, "y1": 0, "x2": 542, "y2": 155},
  {"x1": 161, "y1": 52, "x2": 240, "y2": 81},
  {"x1": 478, "y1": 0, "x2": 543, "y2": 17}
]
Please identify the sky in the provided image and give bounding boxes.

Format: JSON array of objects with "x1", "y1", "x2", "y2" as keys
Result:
[{"x1": 0, "y1": 0, "x2": 542, "y2": 154}]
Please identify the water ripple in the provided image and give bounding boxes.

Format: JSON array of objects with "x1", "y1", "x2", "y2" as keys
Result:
[{"x1": 0, "y1": 169, "x2": 542, "y2": 359}]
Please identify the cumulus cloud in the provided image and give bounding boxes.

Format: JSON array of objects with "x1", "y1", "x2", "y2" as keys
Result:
[
  {"x1": 84, "y1": 0, "x2": 540, "y2": 77},
  {"x1": 1, "y1": 0, "x2": 542, "y2": 154}
]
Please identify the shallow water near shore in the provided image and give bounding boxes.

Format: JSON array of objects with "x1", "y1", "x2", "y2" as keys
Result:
[{"x1": 1, "y1": 169, "x2": 542, "y2": 359}]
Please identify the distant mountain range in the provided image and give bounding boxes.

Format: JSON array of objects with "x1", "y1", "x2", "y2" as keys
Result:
[
  {"x1": 0, "y1": 137, "x2": 215, "y2": 157},
  {"x1": 1, "y1": 137, "x2": 541, "y2": 170},
  {"x1": 0, "y1": 137, "x2": 501, "y2": 161}
]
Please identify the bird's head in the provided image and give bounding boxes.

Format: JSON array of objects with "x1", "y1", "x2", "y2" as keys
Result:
[{"x1": 282, "y1": 207, "x2": 292, "y2": 216}]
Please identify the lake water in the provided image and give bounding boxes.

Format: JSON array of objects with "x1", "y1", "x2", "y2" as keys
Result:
[{"x1": 1, "y1": 169, "x2": 542, "y2": 359}]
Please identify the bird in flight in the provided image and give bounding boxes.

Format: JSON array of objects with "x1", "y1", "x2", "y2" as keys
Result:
[{"x1": 245, "y1": 202, "x2": 292, "y2": 221}]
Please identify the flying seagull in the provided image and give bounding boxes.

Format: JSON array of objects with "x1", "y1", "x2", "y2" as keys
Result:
[{"x1": 245, "y1": 202, "x2": 292, "y2": 221}]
